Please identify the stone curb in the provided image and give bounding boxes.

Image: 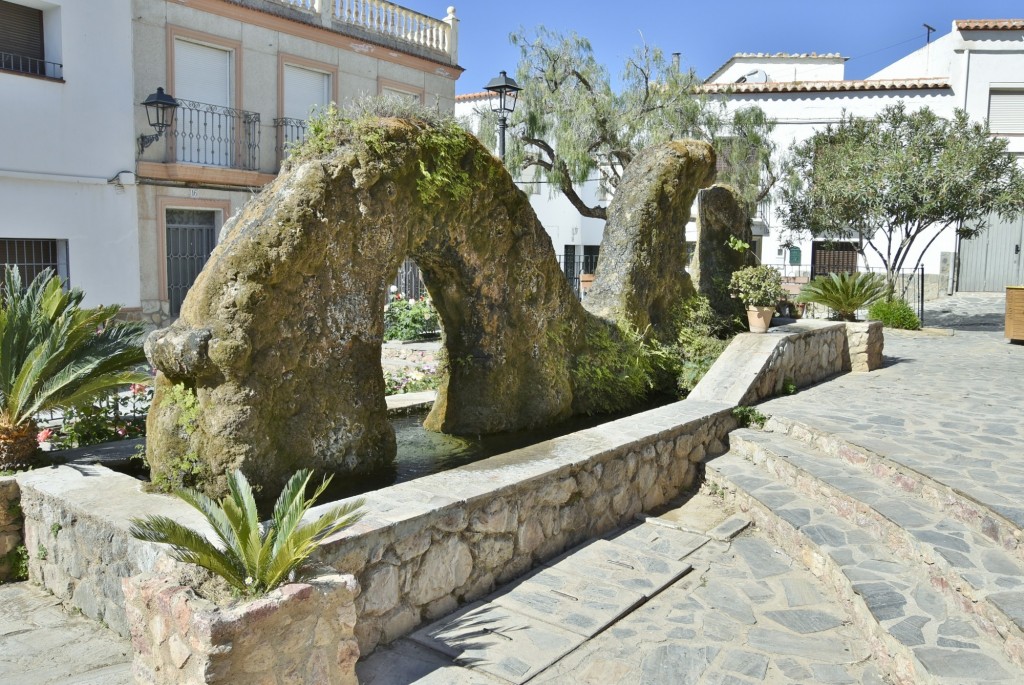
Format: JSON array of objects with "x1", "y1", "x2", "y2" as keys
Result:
[
  {"x1": 729, "y1": 428, "x2": 1024, "y2": 670},
  {"x1": 764, "y1": 415, "x2": 1024, "y2": 561}
]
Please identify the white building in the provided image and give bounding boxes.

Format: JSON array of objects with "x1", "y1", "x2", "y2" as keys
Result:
[
  {"x1": 2, "y1": 0, "x2": 461, "y2": 320},
  {"x1": 459, "y1": 19, "x2": 1024, "y2": 296},
  {"x1": 1, "y1": 0, "x2": 139, "y2": 307}
]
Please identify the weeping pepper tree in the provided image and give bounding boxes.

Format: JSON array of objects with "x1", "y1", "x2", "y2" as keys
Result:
[{"x1": 469, "y1": 27, "x2": 777, "y2": 220}]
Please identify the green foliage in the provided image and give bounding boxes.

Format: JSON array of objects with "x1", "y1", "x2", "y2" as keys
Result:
[
  {"x1": 49, "y1": 385, "x2": 152, "y2": 450},
  {"x1": 0, "y1": 266, "x2": 149, "y2": 441},
  {"x1": 868, "y1": 298, "x2": 921, "y2": 330},
  {"x1": 673, "y1": 295, "x2": 737, "y2": 395},
  {"x1": 2, "y1": 544, "x2": 28, "y2": 582},
  {"x1": 732, "y1": 406, "x2": 768, "y2": 428},
  {"x1": 288, "y1": 96, "x2": 483, "y2": 205},
  {"x1": 502, "y1": 28, "x2": 776, "y2": 219},
  {"x1": 729, "y1": 265, "x2": 784, "y2": 308},
  {"x1": 50, "y1": 522, "x2": 60, "y2": 537},
  {"x1": 782, "y1": 378, "x2": 798, "y2": 395},
  {"x1": 150, "y1": 384, "x2": 207, "y2": 492},
  {"x1": 384, "y1": 296, "x2": 440, "y2": 341},
  {"x1": 797, "y1": 272, "x2": 887, "y2": 322},
  {"x1": 36, "y1": 543, "x2": 47, "y2": 561},
  {"x1": 572, "y1": 321, "x2": 674, "y2": 414},
  {"x1": 726, "y1": 235, "x2": 750, "y2": 253},
  {"x1": 778, "y1": 103, "x2": 1024, "y2": 280},
  {"x1": 130, "y1": 469, "x2": 363, "y2": 597}
]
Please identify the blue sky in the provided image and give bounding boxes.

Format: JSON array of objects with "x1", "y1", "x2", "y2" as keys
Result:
[{"x1": 400, "y1": 1, "x2": 1024, "y2": 93}]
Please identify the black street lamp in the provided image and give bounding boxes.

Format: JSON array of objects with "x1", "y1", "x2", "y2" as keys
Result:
[
  {"x1": 138, "y1": 87, "x2": 179, "y2": 155},
  {"x1": 483, "y1": 70, "x2": 522, "y2": 162}
]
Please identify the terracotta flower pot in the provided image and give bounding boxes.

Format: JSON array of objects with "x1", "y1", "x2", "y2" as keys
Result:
[{"x1": 746, "y1": 306, "x2": 774, "y2": 333}]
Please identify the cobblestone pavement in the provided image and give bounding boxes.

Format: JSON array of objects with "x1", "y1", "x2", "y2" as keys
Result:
[
  {"x1": 922, "y1": 291, "x2": 1006, "y2": 330},
  {"x1": 760, "y1": 325, "x2": 1024, "y2": 531},
  {"x1": 359, "y1": 491, "x2": 890, "y2": 684},
  {"x1": 0, "y1": 583, "x2": 131, "y2": 685}
]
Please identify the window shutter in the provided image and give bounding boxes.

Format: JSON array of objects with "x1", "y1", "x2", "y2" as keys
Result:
[
  {"x1": 989, "y1": 91, "x2": 1024, "y2": 134},
  {"x1": 284, "y1": 65, "x2": 330, "y2": 121},
  {"x1": 175, "y1": 39, "x2": 231, "y2": 107},
  {"x1": 0, "y1": 0, "x2": 44, "y2": 60}
]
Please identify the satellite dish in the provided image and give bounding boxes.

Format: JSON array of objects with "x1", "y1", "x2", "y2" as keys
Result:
[{"x1": 735, "y1": 69, "x2": 769, "y2": 84}]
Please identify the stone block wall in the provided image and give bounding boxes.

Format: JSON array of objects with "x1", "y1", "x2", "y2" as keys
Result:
[
  {"x1": 0, "y1": 477, "x2": 22, "y2": 581},
  {"x1": 845, "y1": 321, "x2": 884, "y2": 372},
  {"x1": 123, "y1": 573, "x2": 360, "y2": 685},
  {"x1": 17, "y1": 465, "x2": 206, "y2": 637},
  {"x1": 313, "y1": 400, "x2": 736, "y2": 654}
]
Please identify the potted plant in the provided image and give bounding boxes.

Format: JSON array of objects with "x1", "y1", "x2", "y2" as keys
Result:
[{"x1": 729, "y1": 265, "x2": 785, "y2": 333}]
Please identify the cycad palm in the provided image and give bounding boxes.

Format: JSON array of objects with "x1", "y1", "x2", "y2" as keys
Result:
[
  {"x1": 796, "y1": 271, "x2": 888, "y2": 321},
  {"x1": 130, "y1": 469, "x2": 363, "y2": 596},
  {"x1": 0, "y1": 266, "x2": 149, "y2": 468}
]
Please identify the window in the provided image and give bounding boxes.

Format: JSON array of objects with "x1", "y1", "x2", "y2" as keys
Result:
[
  {"x1": 174, "y1": 38, "x2": 234, "y2": 166},
  {"x1": 166, "y1": 209, "x2": 218, "y2": 315},
  {"x1": 989, "y1": 90, "x2": 1024, "y2": 135},
  {"x1": 811, "y1": 241, "x2": 858, "y2": 278},
  {"x1": 1, "y1": 238, "x2": 69, "y2": 285},
  {"x1": 279, "y1": 63, "x2": 331, "y2": 152},
  {"x1": 380, "y1": 78, "x2": 423, "y2": 104},
  {"x1": 0, "y1": 0, "x2": 59, "y2": 78},
  {"x1": 582, "y1": 245, "x2": 600, "y2": 274}
]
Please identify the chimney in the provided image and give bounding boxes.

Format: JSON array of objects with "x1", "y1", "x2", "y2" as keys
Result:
[{"x1": 672, "y1": 52, "x2": 681, "y2": 72}]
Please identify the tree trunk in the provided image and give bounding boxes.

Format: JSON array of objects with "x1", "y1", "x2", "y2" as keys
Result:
[{"x1": 0, "y1": 421, "x2": 39, "y2": 470}]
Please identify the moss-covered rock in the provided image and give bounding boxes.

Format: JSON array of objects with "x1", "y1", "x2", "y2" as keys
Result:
[
  {"x1": 690, "y1": 184, "x2": 755, "y2": 322},
  {"x1": 145, "y1": 115, "x2": 721, "y2": 497},
  {"x1": 583, "y1": 140, "x2": 716, "y2": 338}
]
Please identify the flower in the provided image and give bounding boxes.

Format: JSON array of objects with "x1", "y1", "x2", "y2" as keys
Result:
[
  {"x1": 130, "y1": 383, "x2": 148, "y2": 396},
  {"x1": 37, "y1": 428, "x2": 54, "y2": 444},
  {"x1": 389, "y1": 285, "x2": 398, "y2": 294}
]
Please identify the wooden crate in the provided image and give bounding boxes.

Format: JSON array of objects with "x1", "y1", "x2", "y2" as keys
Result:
[{"x1": 1007, "y1": 286, "x2": 1024, "y2": 342}]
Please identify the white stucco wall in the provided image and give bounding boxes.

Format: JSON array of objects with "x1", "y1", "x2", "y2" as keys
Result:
[{"x1": 0, "y1": 0, "x2": 140, "y2": 308}]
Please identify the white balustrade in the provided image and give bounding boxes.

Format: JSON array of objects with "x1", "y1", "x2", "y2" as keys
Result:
[{"x1": 262, "y1": 0, "x2": 458, "y2": 64}]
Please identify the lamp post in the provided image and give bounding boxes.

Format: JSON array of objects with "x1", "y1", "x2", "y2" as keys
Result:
[
  {"x1": 138, "y1": 87, "x2": 179, "y2": 155},
  {"x1": 483, "y1": 70, "x2": 522, "y2": 162}
]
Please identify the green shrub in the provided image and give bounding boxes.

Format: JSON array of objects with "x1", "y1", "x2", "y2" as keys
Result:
[
  {"x1": 673, "y1": 295, "x2": 737, "y2": 395},
  {"x1": 868, "y1": 298, "x2": 921, "y2": 330},
  {"x1": 130, "y1": 469, "x2": 363, "y2": 597},
  {"x1": 384, "y1": 296, "x2": 440, "y2": 341},
  {"x1": 732, "y1": 406, "x2": 768, "y2": 428},
  {"x1": 729, "y1": 265, "x2": 785, "y2": 308},
  {"x1": 796, "y1": 272, "x2": 887, "y2": 321}
]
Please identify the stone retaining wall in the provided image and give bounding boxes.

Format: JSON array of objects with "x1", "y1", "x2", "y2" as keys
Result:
[
  {"x1": 9, "y1": 321, "x2": 884, "y2": 667},
  {"x1": 312, "y1": 400, "x2": 736, "y2": 654},
  {"x1": 123, "y1": 573, "x2": 360, "y2": 685},
  {"x1": 0, "y1": 477, "x2": 22, "y2": 581}
]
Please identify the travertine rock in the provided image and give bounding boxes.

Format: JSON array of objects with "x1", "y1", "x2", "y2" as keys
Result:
[
  {"x1": 584, "y1": 140, "x2": 716, "y2": 334},
  {"x1": 691, "y1": 184, "x2": 756, "y2": 320},
  {"x1": 144, "y1": 117, "x2": 720, "y2": 496}
]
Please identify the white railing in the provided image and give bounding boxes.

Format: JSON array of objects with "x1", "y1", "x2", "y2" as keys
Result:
[{"x1": 275, "y1": 0, "x2": 458, "y2": 63}]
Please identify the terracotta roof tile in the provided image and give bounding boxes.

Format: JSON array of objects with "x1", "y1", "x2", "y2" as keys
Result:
[
  {"x1": 956, "y1": 19, "x2": 1024, "y2": 30},
  {"x1": 455, "y1": 91, "x2": 492, "y2": 102},
  {"x1": 699, "y1": 78, "x2": 951, "y2": 95}
]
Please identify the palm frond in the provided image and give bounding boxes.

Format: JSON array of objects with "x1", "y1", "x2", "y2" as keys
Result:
[
  {"x1": 129, "y1": 469, "x2": 363, "y2": 597},
  {"x1": 796, "y1": 272, "x2": 887, "y2": 321}
]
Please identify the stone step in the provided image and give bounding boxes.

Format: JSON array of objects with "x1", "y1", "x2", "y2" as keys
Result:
[
  {"x1": 728, "y1": 427, "x2": 1024, "y2": 669},
  {"x1": 707, "y1": 449, "x2": 1022, "y2": 684},
  {"x1": 764, "y1": 414, "x2": 1024, "y2": 560},
  {"x1": 406, "y1": 533, "x2": 693, "y2": 684}
]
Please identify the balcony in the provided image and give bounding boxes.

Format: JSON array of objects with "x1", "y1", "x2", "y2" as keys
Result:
[
  {"x1": 171, "y1": 98, "x2": 261, "y2": 171},
  {"x1": 274, "y1": 117, "x2": 307, "y2": 161},
  {"x1": 0, "y1": 51, "x2": 62, "y2": 80},
  {"x1": 267, "y1": 0, "x2": 458, "y2": 65}
]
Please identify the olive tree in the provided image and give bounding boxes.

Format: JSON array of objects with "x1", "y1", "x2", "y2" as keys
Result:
[{"x1": 778, "y1": 103, "x2": 1024, "y2": 284}]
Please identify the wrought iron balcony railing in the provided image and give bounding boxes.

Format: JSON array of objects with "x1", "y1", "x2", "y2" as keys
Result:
[
  {"x1": 171, "y1": 98, "x2": 261, "y2": 171},
  {"x1": 0, "y1": 51, "x2": 63, "y2": 79},
  {"x1": 274, "y1": 117, "x2": 307, "y2": 160}
]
